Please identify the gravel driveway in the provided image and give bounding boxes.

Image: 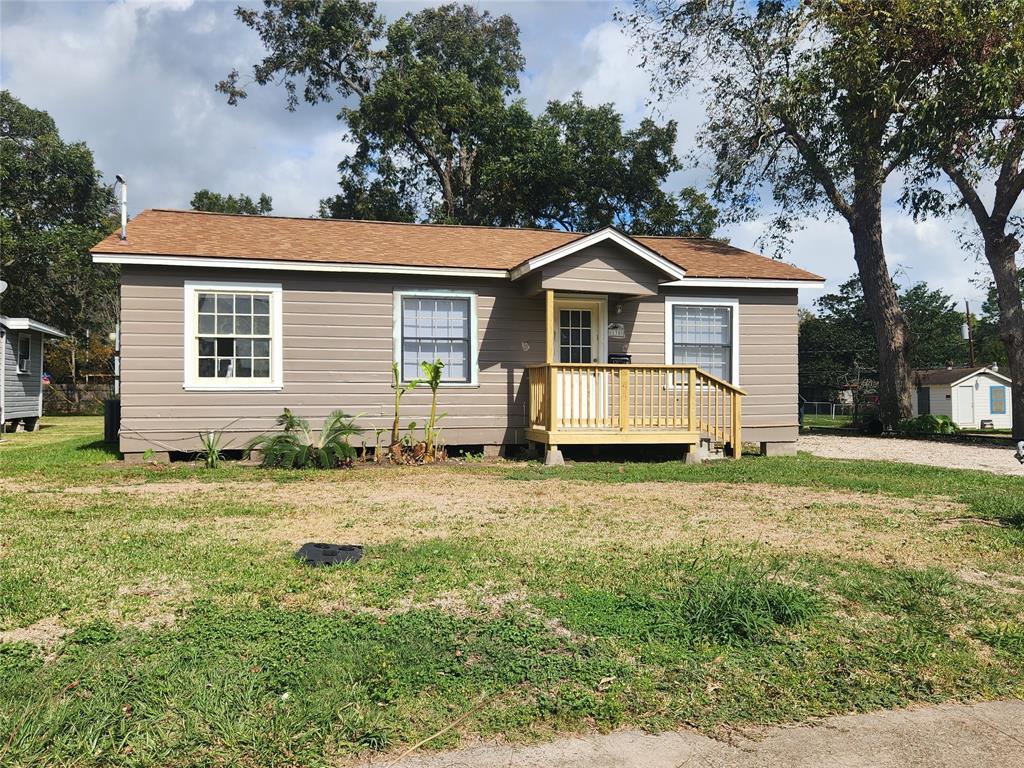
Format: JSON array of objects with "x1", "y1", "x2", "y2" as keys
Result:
[{"x1": 797, "y1": 434, "x2": 1024, "y2": 476}]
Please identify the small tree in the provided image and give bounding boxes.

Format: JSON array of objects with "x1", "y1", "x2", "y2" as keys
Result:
[
  {"x1": 391, "y1": 362, "x2": 419, "y2": 447},
  {"x1": 419, "y1": 359, "x2": 445, "y2": 458}
]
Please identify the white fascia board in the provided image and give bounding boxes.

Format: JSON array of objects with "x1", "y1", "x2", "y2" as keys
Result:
[
  {"x1": 659, "y1": 278, "x2": 825, "y2": 290},
  {"x1": 509, "y1": 227, "x2": 688, "y2": 282},
  {"x1": 0, "y1": 316, "x2": 67, "y2": 337},
  {"x1": 93, "y1": 252, "x2": 508, "y2": 279}
]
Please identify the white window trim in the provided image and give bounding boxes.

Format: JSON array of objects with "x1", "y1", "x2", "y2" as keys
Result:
[
  {"x1": 16, "y1": 333, "x2": 32, "y2": 375},
  {"x1": 664, "y1": 296, "x2": 741, "y2": 386},
  {"x1": 183, "y1": 280, "x2": 283, "y2": 391},
  {"x1": 393, "y1": 289, "x2": 479, "y2": 388}
]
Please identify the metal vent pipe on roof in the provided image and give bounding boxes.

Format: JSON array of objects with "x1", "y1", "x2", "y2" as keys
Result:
[{"x1": 115, "y1": 174, "x2": 127, "y2": 240}]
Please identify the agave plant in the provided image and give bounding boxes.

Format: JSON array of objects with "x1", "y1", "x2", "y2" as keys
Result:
[
  {"x1": 246, "y1": 410, "x2": 362, "y2": 469},
  {"x1": 196, "y1": 430, "x2": 224, "y2": 469}
]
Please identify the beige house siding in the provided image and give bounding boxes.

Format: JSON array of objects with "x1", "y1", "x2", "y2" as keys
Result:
[{"x1": 119, "y1": 263, "x2": 799, "y2": 453}]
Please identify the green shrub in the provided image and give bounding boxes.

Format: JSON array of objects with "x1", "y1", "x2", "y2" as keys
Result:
[
  {"x1": 897, "y1": 414, "x2": 959, "y2": 435},
  {"x1": 246, "y1": 409, "x2": 361, "y2": 468}
]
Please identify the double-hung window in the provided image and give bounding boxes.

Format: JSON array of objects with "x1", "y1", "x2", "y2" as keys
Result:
[
  {"x1": 396, "y1": 292, "x2": 476, "y2": 385},
  {"x1": 184, "y1": 281, "x2": 282, "y2": 390},
  {"x1": 665, "y1": 298, "x2": 739, "y2": 383},
  {"x1": 17, "y1": 334, "x2": 32, "y2": 374}
]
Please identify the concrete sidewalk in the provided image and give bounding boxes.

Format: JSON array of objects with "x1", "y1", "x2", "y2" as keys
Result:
[{"x1": 359, "y1": 700, "x2": 1024, "y2": 768}]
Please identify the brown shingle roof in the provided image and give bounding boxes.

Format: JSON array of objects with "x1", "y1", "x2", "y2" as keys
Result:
[{"x1": 91, "y1": 209, "x2": 824, "y2": 281}]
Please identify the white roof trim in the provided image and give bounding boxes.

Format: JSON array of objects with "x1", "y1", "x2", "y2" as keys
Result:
[
  {"x1": 0, "y1": 316, "x2": 67, "y2": 337},
  {"x1": 509, "y1": 227, "x2": 688, "y2": 282},
  {"x1": 93, "y1": 252, "x2": 507, "y2": 279},
  {"x1": 660, "y1": 278, "x2": 825, "y2": 289},
  {"x1": 947, "y1": 368, "x2": 1012, "y2": 387}
]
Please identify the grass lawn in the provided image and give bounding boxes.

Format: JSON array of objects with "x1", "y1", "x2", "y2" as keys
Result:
[
  {"x1": 1, "y1": 417, "x2": 1023, "y2": 766},
  {"x1": 801, "y1": 413, "x2": 854, "y2": 428}
]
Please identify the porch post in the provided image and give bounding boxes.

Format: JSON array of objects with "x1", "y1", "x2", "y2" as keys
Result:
[{"x1": 545, "y1": 289, "x2": 554, "y2": 364}]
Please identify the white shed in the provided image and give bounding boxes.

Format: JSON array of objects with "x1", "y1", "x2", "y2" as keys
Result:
[
  {"x1": 912, "y1": 366, "x2": 1013, "y2": 430},
  {"x1": 1, "y1": 315, "x2": 67, "y2": 432}
]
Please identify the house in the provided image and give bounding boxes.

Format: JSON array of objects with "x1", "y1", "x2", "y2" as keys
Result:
[
  {"x1": 912, "y1": 365, "x2": 1013, "y2": 430},
  {"x1": 1, "y1": 315, "x2": 66, "y2": 433},
  {"x1": 90, "y1": 209, "x2": 825, "y2": 462}
]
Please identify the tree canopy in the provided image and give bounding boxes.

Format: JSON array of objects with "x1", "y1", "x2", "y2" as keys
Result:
[
  {"x1": 0, "y1": 90, "x2": 117, "y2": 341},
  {"x1": 800, "y1": 277, "x2": 967, "y2": 398},
  {"x1": 621, "y1": 0, "x2": 983, "y2": 429},
  {"x1": 221, "y1": 1, "x2": 717, "y2": 236},
  {"x1": 191, "y1": 189, "x2": 274, "y2": 215}
]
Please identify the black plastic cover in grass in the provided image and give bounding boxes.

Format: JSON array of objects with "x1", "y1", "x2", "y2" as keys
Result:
[{"x1": 296, "y1": 542, "x2": 363, "y2": 566}]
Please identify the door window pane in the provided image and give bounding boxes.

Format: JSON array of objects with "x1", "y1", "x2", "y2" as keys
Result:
[{"x1": 558, "y1": 308, "x2": 593, "y2": 364}]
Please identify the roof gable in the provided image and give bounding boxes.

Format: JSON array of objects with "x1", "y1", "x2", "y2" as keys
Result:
[{"x1": 509, "y1": 227, "x2": 687, "y2": 282}]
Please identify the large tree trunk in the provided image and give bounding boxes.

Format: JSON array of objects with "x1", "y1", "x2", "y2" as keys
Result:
[
  {"x1": 985, "y1": 234, "x2": 1024, "y2": 440},
  {"x1": 848, "y1": 188, "x2": 913, "y2": 431}
]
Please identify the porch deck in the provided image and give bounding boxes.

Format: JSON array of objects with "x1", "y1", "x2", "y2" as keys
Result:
[{"x1": 525, "y1": 363, "x2": 746, "y2": 456}]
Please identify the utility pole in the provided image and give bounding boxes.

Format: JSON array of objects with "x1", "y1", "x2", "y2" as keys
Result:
[{"x1": 962, "y1": 300, "x2": 976, "y2": 367}]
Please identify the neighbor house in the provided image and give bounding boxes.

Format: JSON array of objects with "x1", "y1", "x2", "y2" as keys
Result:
[
  {"x1": 1, "y1": 315, "x2": 66, "y2": 432},
  {"x1": 91, "y1": 209, "x2": 824, "y2": 462},
  {"x1": 912, "y1": 365, "x2": 1013, "y2": 430}
]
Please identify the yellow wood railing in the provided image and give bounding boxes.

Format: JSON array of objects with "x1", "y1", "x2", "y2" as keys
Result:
[{"x1": 527, "y1": 363, "x2": 746, "y2": 449}]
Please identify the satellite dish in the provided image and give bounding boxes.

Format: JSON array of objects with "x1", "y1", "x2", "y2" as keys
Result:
[{"x1": 0, "y1": 280, "x2": 7, "y2": 295}]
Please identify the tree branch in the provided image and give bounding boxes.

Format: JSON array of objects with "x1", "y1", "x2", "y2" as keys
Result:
[{"x1": 778, "y1": 115, "x2": 854, "y2": 220}]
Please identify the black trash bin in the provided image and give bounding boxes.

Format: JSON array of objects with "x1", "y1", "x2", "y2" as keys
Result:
[
  {"x1": 103, "y1": 398, "x2": 121, "y2": 444},
  {"x1": 608, "y1": 353, "x2": 632, "y2": 364}
]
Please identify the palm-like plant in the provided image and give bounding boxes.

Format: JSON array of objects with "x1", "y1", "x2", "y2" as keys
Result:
[
  {"x1": 391, "y1": 362, "x2": 419, "y2": 447},
  {"x1": 246, "y1": 410, "x2": 362, "y2": 469}
]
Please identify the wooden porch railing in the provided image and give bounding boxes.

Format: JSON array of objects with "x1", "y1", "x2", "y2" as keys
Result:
[{"x1": 527, "y1": 364, "x2": 746, "y2": 449}]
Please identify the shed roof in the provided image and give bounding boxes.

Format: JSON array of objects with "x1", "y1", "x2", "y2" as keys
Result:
[
  {"x1": 0, "y1": 316, "x2": 67, "y2": 338},
  {"x1": 913, "y1": 366, "x2": 1010, "y2": 387},
  {"x1": 91, "y1": 209, "x2": 824, "y2": 282}
]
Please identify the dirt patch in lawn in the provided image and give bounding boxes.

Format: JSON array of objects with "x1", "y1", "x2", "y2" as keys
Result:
[
  {"x1": 5, "y1": 470, "x2": 984, "y2": 570},
  {"x1": 119, "y1": 472, "x2": 971, "y2": 570},
  {"x1": 0, "y1": 617, "x2": 70, "y2": 657}
]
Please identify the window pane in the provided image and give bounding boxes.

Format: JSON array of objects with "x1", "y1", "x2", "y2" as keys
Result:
[
  {"x1": 253, "y1": 295, "x2": 270, "y2": 315},
  {"x1": 399, "y1": 296, "x2": 472, "y2": 382},
  {"x1": 235, "y1": 358, "x2": 252, "y2": 378},
  {"x1": 672, "y1": 305, "x2": 733, "y2": 381},
  {"x1": 198, "y1": 358, "x2": 215, "y2": 377},
  {"x1": 217, "y1": 359, "x2": 233, "y2": 377},
  {"x1": 235, "y1": 339, "x2": 252, "y2": 357},
  {"x1": 198, "y1": 293, "x2": 215, "y2": 313},
  {"x1": 253, "y1": 316, "x2": 270, "y2": 335},
  {"x1": 252, "y1": 339, "x2": 270, "y2": 357},
  {"x1": 253, "y1": 359, "x2": 270, "y2": 378},
  {"x1": 236, "y1": 295, "x2": 252, "y2": 314},
  {"x1": 198, "y1": 314, "x2": 215, "y2": 333},
  {"x1": 198, "y1": 338, "x2": 215, "y2": 356},
  {"x1": 236, "y1": 315, "x2": 252, "y2": 334},
  {"x1": 216, "y1": 295, "x2": 233, "y2": 314},
  {"x1": 216, "y1": 338, "x2": 234, "y2": 357},
  {"x1": 217, "y1": 315, "x2": 233, "y2": 334}
]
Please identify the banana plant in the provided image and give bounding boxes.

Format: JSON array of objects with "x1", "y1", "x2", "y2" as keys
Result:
[
  {"x1": 420, "y1": 359, "x2": 445, "y2": 458},
  {"x1": 391, "y1": 362, "x2": 420, "y2": 447}
]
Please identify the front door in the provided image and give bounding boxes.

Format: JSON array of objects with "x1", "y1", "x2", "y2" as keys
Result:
[
  {"x1": 553, "y1": 297, "x2": 605, "y2": 364},
  {"x1": 956, "y1": 385, "x2": 975, "y2": 427},
  {"x1": 552, "y1": 297, "x2": 608, "y2": 426}
]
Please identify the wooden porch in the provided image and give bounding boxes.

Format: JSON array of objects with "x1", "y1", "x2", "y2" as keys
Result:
[{"x1": 526, "y1": 363, "x2": 746, "y2": 456}]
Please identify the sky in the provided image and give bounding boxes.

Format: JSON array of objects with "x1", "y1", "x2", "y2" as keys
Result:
[{"x1": 0, "y1": 0, "x2": 1006, "y2": 309}]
